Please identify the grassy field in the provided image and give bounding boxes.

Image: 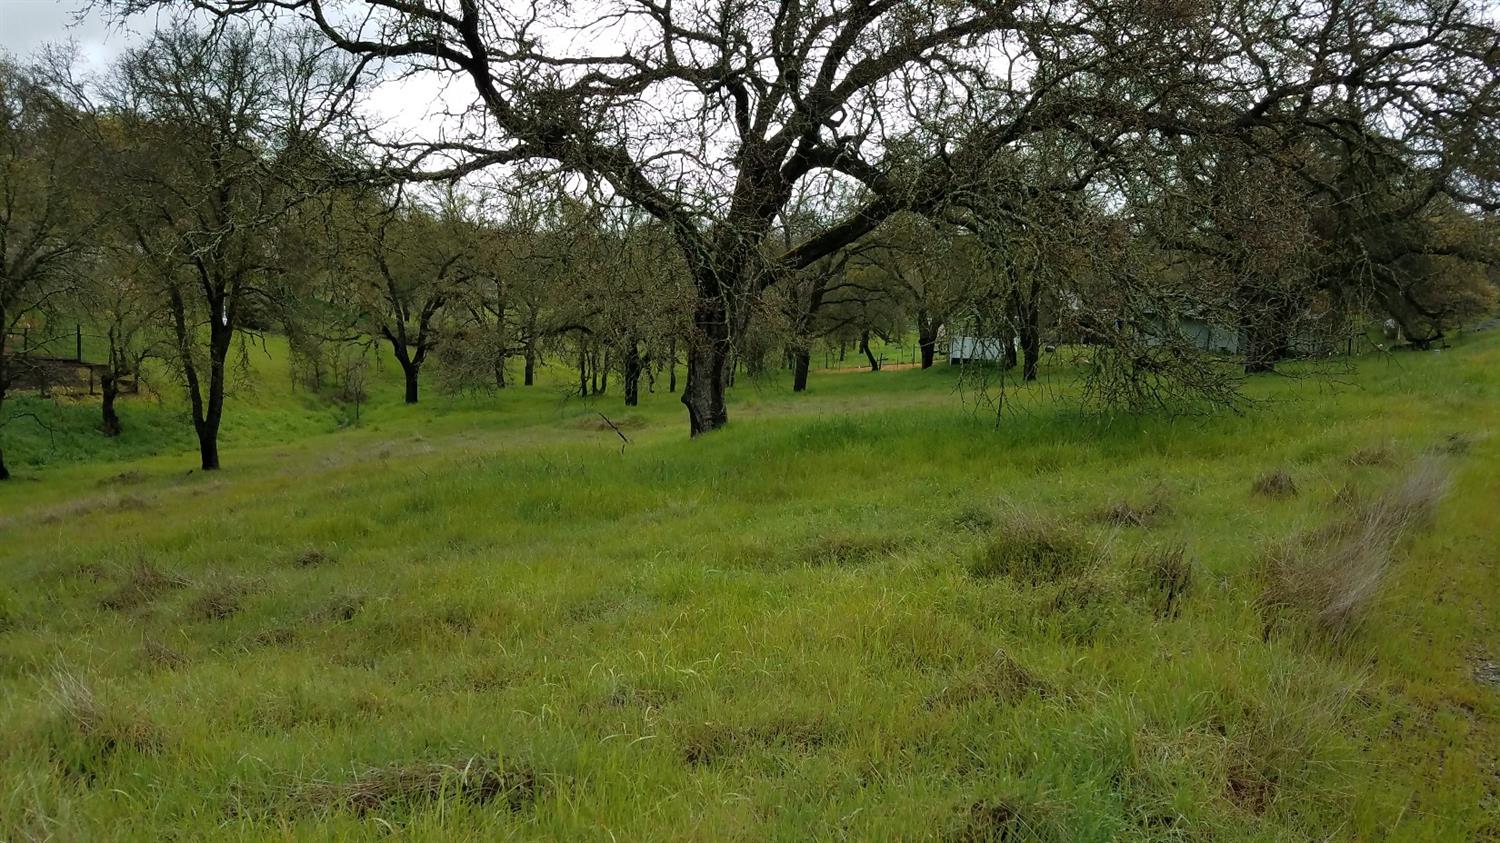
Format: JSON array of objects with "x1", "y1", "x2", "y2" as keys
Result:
[{"x1": 0, "y1": 334, "x2": 1497, "y2": 840}]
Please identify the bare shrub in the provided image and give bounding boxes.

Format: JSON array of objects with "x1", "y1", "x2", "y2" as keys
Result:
[
  {"x1": 1258, "y1": 456, "x2": 1450, "y2": 643},
  {"x1": 1251, "y1": 469, "x2": 1299, "y2": 499},
  {"x1": 968, "y1": 515, "x2": 1093, "y2": 584}
]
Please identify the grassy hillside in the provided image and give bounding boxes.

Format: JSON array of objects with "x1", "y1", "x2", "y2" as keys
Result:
[{"x1": 1, "y1": 336, "x2": 1497, "y2": 840}]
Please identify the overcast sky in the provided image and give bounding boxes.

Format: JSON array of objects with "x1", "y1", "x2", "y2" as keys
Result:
[{"x1": 0, "y1": 1, "x2": 144, "y2": 69}]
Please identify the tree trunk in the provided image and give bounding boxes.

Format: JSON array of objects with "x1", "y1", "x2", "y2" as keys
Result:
[
  {"x1": 918, "y1": 329, "x2": 938, "y2": 369},
  {"x1": 792, "y1": 347, "x2": 811, "y2": 392},
  {"x1": 1019, "y1": 319, "x2": 1041, "y2": 382},
  {"x1": 493, "y1": 301, "x2": 507, "y2": 388},
  {"x1": 193, "y1": 324, "x2": 231, "y2": 471},
  {"x1": 101, "y1": 374, "x2": 122, "y2": 437},
  {"x1": 523, "y1": 308, "x2": 539, "y2": 386},
  {"x1": 681, "y1": 303, "x2": 730, "y2": 436},
  {"x1": 195, "y1": 418, "x2": 220, "y2": 471},
  {"x1": 0, "y1": 445, "x2": 9, "y2": 481},
  {"x1": 623, "y1": 341, "x2": 642, "y2": 406},
  {"x1": 401, "y1": 362, "x2": 420, "y2": 404},
  {"x1": 668, "y1": 337, "x2": 678, "y2": 394},
  {"x1": 860, "y1": 331, "x2": 880, "y2": 371}
]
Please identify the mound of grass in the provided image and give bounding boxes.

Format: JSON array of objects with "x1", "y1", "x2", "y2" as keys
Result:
[
  {"x1": 968, "y1": 515, "x2": 1092, "y2": 584},
  {"x1": 928, "y1": 649, "x2": 1048, "y2": 709},
  {"x1": 41, "y1": 672, "x2": 164, "y2": 784},
  {"x1": 1136, "y1": 542, "x2": 1194, "y2": 620},
  {"x1": 1251, "y1": 468, "x2": 1299, "y2": 499},
  {"x1": 286, "y1": 758, "x2": 540, "y2": 818},
  {"x1": 98, "y1": 562, "x2": 187, "y2": 612}
]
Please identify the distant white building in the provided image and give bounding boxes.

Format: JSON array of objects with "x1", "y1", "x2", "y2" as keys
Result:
[{"x1": 948, "y1": 335, "x2": 1016, "y2": 364}]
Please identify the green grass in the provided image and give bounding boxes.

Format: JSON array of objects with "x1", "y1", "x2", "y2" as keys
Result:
[{"x1": 1, "y1": 335, "x2": 1498, "y2": 840}]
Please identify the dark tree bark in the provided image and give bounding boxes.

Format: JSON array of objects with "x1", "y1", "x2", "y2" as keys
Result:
[
  {"x1": 918, "y1": 323, "x2": 939, "y2": 369},
  {"x1": 522, "y1": 307, "x2": 539, "y2": 386},
  {"x1": 859, "y1": 331, "x2": 881, "y2": 371},
  {"x1": 493, "y1": 295, "x2": 507, "y2": 388},
  {"x1": 1006, "y1": 283, "x2": 1039, "y2": 380},
  {"x1": 792, "y1": 347, "x2": 811, "y2": 392},
  {"x1": 667, "y1": 337, "x2": 678, "y2": 394},
  {"x1": 101, "y1": 374, "x2": 122, "y2": 437},
  {"x1": 402, "y1": 362, "x2": 420, "y2": 404},
  {"x1": 681, "y1": 300, "x2": 731, "y2": 435},
  {"x1": 0, "y1": 446, "x2": 8, "y2": 481},
  {"x1": 169, "y1": 286, "x2": 231, "y2": 472},
  {"x1": 623, "y1": 340, "x2": 642, "y2": 406}
]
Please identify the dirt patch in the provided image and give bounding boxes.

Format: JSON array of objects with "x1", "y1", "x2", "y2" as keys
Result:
[{"x1": 1475, "y1": 659, "x2": 1500, "y2": 690}]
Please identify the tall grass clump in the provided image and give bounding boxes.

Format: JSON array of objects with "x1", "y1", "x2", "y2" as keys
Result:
[
  {"x1": 968, "y1": 513, "x2": 1093, "y2": 584},
  {"x1": 1258, "y1": 456, "x2": 1451, "y2": 643}
]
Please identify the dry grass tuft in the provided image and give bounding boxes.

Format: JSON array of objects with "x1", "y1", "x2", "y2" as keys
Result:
[
  {"x1": 1137, "y1": 543, "x2": 1194, "y2": 620},
  {"x1": 187, "y1": 579, "x2": 255, "y2": 621},
  {"x1": 294, "y1": 548, "x2": 333, "y2": 567},
  {"x1": 1251, "y1": 469, "x2": 1299, "y2": 499},
  {"x1": 1258, "y1": 456, "x2": 1450, "y2": 643},
  {"x1": 142, "y1": 639, "x2": 187, "y2": 669},
  {"x1": 928, "y1": 649, "x2": 1048, "y2": 709},
  {"x1": 1435, "y1": 432, "x2": 1472, "y2": 455},
  {"x1": 1347, "y1": 442, "x2": 1396, "y2": 467},
  {"x1": 289, "y1": 758, "x2": 539, "y2": 816},
  {"x1": 310, "y1": 593, "x2": 365, "y2": 623},
  {"x1": 950, "y1": 505, "x2": 997, "y2": 532},
  {"x1": 968, "y1": 514, "x2": 1092, "y2": 584},
  {"x1": 804, "y1": 532, "x2": 904, "y2": 566},
  {"x1": 681, "y1": 716, "x2": 833, "y2": 766},
  {"x1": 44, "y1": 671, "x2": 164, "y2": 782},
  {"x1": 947, "y1": 797, "x2": 1055, "y2": 842},
  {"x1": 99, "y1": 562, "x2": 188, "y2": 612},
  {"x1": 1099, "y1": 487, "x2": 1172, "y2": 527}
]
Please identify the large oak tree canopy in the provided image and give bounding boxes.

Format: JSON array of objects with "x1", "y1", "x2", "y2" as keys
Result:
[{"x1": 104, "y1": 0, "x2": 1499, "y2": 434}]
